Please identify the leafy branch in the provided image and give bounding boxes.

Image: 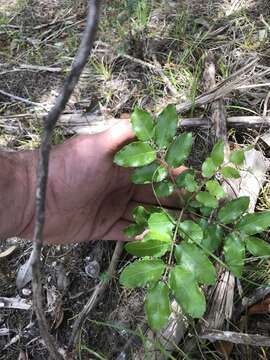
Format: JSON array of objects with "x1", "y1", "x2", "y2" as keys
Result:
[{"x1": 114, "y1": 104, "x2": 270, "y2": 331}]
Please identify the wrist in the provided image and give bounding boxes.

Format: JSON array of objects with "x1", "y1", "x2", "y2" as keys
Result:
[{"x1": 0, "y1": 150, "x2": 37, "y2": 239}]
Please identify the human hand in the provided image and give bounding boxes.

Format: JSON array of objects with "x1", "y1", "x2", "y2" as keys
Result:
[{"x1": 21, "y1": 120, "x2": 186, "y2": 244}]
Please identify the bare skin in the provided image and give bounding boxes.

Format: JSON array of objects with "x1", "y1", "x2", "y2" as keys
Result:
[{"x1": 1, "y1": 120, "x2": 185, "y2": 245}]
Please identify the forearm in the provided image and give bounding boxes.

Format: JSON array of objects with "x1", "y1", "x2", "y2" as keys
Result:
[{"x1": 0, "y1": 150, "x2": 36, "y2": 239}]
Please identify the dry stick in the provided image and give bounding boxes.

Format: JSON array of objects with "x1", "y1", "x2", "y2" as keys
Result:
[
  {"x1": 201, "y1": 330, "x2": 270, "y2": 347},
  {"x1": 30, "y1": 2, "x2": 100, "y2": 360},
  {"x1": 0, "y1": 89, "x2": 47, "y2": 109},
  {"x1": 68, "y1": 241, "x2": 124, "y2": 350},
  {"x1": 1, "y1": 114, "x2": 270, "y2": 137},
  {"x1": 201, "y1": 53, "x2": 235, "y2": 333}
]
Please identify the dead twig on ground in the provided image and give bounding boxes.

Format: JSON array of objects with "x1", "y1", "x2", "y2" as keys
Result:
[
  {"x1": 1, "y1": 114, "x2": 270, "y2": 137},
  {"x1": 0, "y1": 89, "x2": 48, "y2": 110},
  {"x1": 29, "y1": 1, "x2": 100, "y2": 360},
  {"x1": 201, "y1": 330, "x2": 270, "y2": 347}
]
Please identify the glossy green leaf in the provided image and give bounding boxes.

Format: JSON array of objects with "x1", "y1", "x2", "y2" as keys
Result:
[
  {"x1": 201, "y1": 224, "x2": 223, "y2": 253},
  {"x1": 133, "y1": 206, "x2": 149, "y2": 226},
  {"x1": 168, "y1": 266, "x2": 206, "y2": 318},
  {"x1": 124, "y1": 224, "x2": 144, "y2": 239},
  {"x1": 176, "y1": 171, "x2": 198, "y2": 192},
  {"x1": 155, "y1": 104, "x2": 178, "y2": 148},
  {"x1": 131, "y1": 162, "x2": 168, "y2": 184},
  {"x1": 144, "y1": 230, "x2": 172, "y2": 243},
  {"x1": 131, "y1": 108, "x2": 154, "y2": 141},
  {"x1": 236, "y1": 211, "x2": 270, "y2": 235},
  {"x1": 148, "y1": 212, "x2": 174, "y2": 236},
  {"x1": 218, "y1": 196, "x2": 250, "y2": 224},
  {"x1": 196, "y1": 191, "x2": 218, "y2": 208},
  {"x1": 175, "y1": 170, "x2": 190, "y2": 187},
  {"x1": 165, "y1": 132, "x2": 193, "y2": 168},
  {"x1": 145, "y1": 282, "x2": 171, "y2": 331},
  {"x1": 120, "y1": 259, "x2": 165, "y2": 288},
  {"x1": 229, "y1": 150, "x2": 244, "y2": 165},
  {"x1": 211, "y1": 140, "x2": 224, "y2": 166},
  {"x1": 154, "y1": 180, "x2": 174, "y2": 198},
  {"x1": 200, "y1": 207, "x2": 213, "y2": 216},
  {"x1": 202, "y1": 157, "x2": 217, "y2": 178},
  {"x1": 224, "y1": 233, "x2": 245, "y2": 277},
  {"x1": 178, "y1": 220, "x2": 203, "y2": 244},
  {"x1": 206, "y1": 180, "x2": 225, "y2": 200},
  {"x1": 125, "y1": 239, "x2": 170, "y2": 257},
  {"x1": 114, "y1": 141, "x2": 156, "y2": 167},
  {"x1": 246, "y1": 237, "x2": 270, "y2": 257},
  {"x1": 221, "y1": 166, "x2": 240, "y2": 179},
  {"x1": 175, "y1": 243, "x2": 216, "y2": 284}
]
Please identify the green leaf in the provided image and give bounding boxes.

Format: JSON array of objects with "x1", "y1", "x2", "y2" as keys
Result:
[
  {"x1": 178, "y1": 220, "x2": 203, "y2": 244},
  {"x1": 148, "y1": 212, "x2": 174, "y2": 236},
  {"x1": 236, "y1": 211, "x2": 270, "y2": 235},
  {"x1": 175, "y1": 243, "x2": 216, "y2": 285},
  {"x1": 131, "y1": 162, "x2": 167, "y2": 184},
  {"x1": 124, "y1": 224, "x2": 144, "y2": 238},
  {"x1": 202, "y1": 157, "x2": 217, "y2": 178},
  {"x1": 133, "y1": 206, "x2": 149, "y2": 226},
  {"x1": 145, "y1": 282, "x2": 171, "y2": 331},
  {"x1": 168, "y1": 266, "x2": 206, "y2": 318},
  {"x1": 144, "y1": 230, "x2": 172, "y2": 243},
  {"x1": 120, "y1": 259, "x2": 165, "y2": 288},
  {"x1": 211, "y1": 140, "x2": 224, "y2": 166},
  {"x1": 125, "y1": 239, "x2": 170, "y2": 257},
  {"x1": 200, "y1": 207, "x2": 213, "y2": 216},
  {"x1": 221, "y1": 166, "x2": 240, "y2": 179},
  {"x1": 114, "y1": 141, "x2": 156, "y2": 167},
  {"x1": 201, "y1": 224, "x2": 223, "y2": 253},
  {"x1": 246, "y1": 237, "x2": 270, "y2": 257},
  {"x1": 155, "y1": 104, "x2": 178, "y2": 148},
  {"x1": 196, "y1": 191, "x2": 218, "y2": 208},
  {"x1": 154, "y1": 180, "x2": 174, "y2": 198},
  {"x1": 224, "y1": 233, "x2": 245, "y2": 277},
  {"x1": 176, "y1": 171, "x2": 198, "y2": 192},
  {"x1": 206, "y1": 180, "x2": 225, "y2": 200},
  {"x1": 218, "y1": 196, "x2": 250, "y2": 224},
  {"x1": 229, "y1": 150, "x2": 245, "y2": 165},
  {"x1": 131, "y1": 108, "x2": 154, "y2": 141},
  {"x1": 165, "y1": 132, "x2": 193, "y2": 168}
]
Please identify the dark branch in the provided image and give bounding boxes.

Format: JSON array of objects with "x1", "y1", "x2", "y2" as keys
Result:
[{"x1": 30, "y1": 1, "x2": 101, "y2": 359}]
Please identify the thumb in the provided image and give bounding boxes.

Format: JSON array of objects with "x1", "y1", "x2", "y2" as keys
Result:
[{"x1": 103, "y1": 118, "x2": 135, "y2": 154}]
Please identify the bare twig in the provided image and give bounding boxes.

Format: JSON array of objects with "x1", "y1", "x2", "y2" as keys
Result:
[
  {"x1": 30, "y1": 2, "x2": 101, "y2": 360},
  {"x1": 0, "y1": 89, "x2": 48, "y2": 109},
  {"x1": 68, "y1": 241, "x2": 123, "y2": 350},
  {"x1": 1, "y1": 114, "x2": 270, "y2": 137},
  {"x1": 0, "y1": 297, "x2": 31, "y2": 310},
  {"x1": 201, "y1": 330, "x2": 270, "y2": 347}
]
